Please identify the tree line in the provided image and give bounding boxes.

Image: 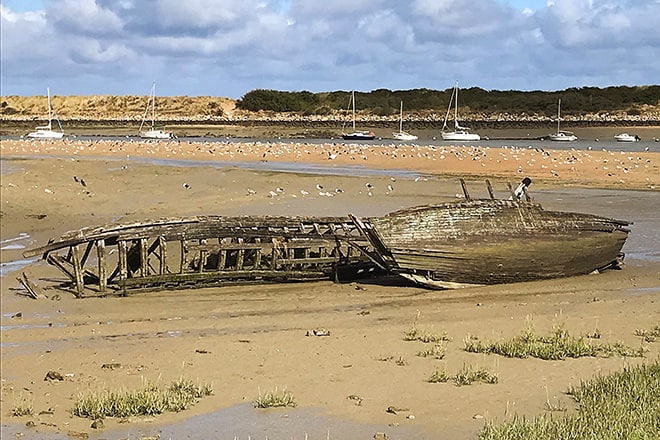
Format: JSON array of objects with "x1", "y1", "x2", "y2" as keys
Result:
[{"x1": 236, "y1": 86, "x2": 660, "y2": 116}]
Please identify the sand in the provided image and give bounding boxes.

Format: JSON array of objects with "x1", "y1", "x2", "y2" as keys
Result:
[{"x1": 1, "y1": 138, "x2": 659, "y2": 439}]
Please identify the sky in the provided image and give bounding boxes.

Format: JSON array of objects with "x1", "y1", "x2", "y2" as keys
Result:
[{"x1": 1, "y1": 0, "x2": 659, "y2": 99}]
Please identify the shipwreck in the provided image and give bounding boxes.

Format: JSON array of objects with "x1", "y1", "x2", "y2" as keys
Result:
[{"x1": 22, "y1": 178, "x2": 631, "y2": 296}]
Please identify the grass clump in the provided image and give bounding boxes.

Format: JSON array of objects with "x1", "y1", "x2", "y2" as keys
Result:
[
  {"x1": 10, "y1": 395, "x2": 34, "y2": 417},
  {"x1": 253, "y1": 387, "x2": 296, "y2": 408},
  {"x1": 417, "y1": 343, "x2": 446, "y2": 359},
  {"x1": 635, "y1": 325, "x2": 660, "y2": 343},
  {"x1": 464, "y1": 324, "x2": 646, "y2": 360},
  {"x1": 403, "y1": 311, "x2": 450, "y2": 343},
  {"x1": 428, "y1": 364, "x2": 498, "y2": 386},
  {"x1": 478, "y1": 361, "x2": 660, "y2": 439},
  {"x1": 72, "y1": 378, "x2": 213, "y2": 420}
]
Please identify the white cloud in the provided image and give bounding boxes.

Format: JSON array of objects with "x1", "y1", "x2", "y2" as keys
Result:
[{"x1": 1, "y1": 0, "x2": 659, "y2": 97}]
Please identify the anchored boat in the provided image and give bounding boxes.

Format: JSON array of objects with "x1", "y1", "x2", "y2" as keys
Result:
[{"x1": 23, "y1": 179, "x2": 630, "y2": 296}]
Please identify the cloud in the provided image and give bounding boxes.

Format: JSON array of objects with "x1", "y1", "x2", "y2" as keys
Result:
[{"x1": 1, "y1": 0, "x2": 658, "y2": 97}]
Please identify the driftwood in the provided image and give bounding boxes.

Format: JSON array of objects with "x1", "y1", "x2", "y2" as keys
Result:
[{"x1": 16, "y1": 272, "x2": 42, "y2": 299}]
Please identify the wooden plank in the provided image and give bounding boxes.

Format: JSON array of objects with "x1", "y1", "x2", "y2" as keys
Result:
[
  {"x1": 253, "y1": 238, "x2": 262, "y2": 269},
  {"x1": 236, "y1": 238, "x2": 245, "y2": 270},
  {"x1": 119, "y1": 269, "x2": 330, "y2": 287},
  {"x1": 97, "y1": 239, "x2": 107, "y2": 292},
  {"x1": 139, "y1": 238, "x2": 149, "y2": 277},
  {"x1": 159, "y1": 236, "x2": 167, "y2": 275},
  {"x1": 485, "y1": 179, "x2": 495, "y2": 199},
  {"x1": 118, "y1": 240, "x2": 128, "y2": 282},
  {"x1": 16, "y1": 272, "x2": 41, "y2": 299},
  {"x1": 71, "y1": 245, "x2": 84, "y2": 298}
]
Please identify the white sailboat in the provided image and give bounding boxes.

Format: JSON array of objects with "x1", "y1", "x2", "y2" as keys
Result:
[
  {"x1": 342, "y1": 90, "x2": 375, "y2": 141},
  {"x1": 441, "y1": 82, "x2": 480, "y2": 141},
  {"x1": 392, "y1": 101, "x2": 418, "y2": 141},
  {"x1": 549, "y1": 99, "x2": 577, "y2": 141},
  {"x1": 26, "y1": 88, "x2": 64, "y2": 139},
  {"x1": 614, "y1": 133, "x2": 640, "y2": 142},
  {"x1": 140, "y1": 82, "x2": 173, "y2": 139}
]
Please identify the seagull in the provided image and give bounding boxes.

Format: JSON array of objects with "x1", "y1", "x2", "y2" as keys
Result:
[
  {"x1": 183, "y1": 183, "x2": 190, "y2": 189},
  {"x1": 387, "y1": 184, "x2": 394, "y2": 192},
  {"x1": 365, "y1": 182, "x2": 373, "y2": 189},
  {"x1": 335, "y1": 188, "x2": 343, "y2": 193},
  {"x1": 80, "y1": 179, "x2": 87, "y2": 187},
  {"x1": 276, "y1": 187, "x2": 284, "y2": 193},
  {"x1": 316, "y1": 184, "x2": 324, "y2": 190},
  {"x1": 300, "y1": 189, "x2": 309, "y2": 195},
  {"x1": 246, "y1": 188, "x2": 257, "y2": 195}
]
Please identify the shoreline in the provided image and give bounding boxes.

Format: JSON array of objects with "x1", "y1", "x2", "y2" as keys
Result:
[{"x1": 2, "y1": 138, "x2": 658, "y2": 190}]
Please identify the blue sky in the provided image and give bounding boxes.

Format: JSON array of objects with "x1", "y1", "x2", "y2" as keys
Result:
[{"x1": 2, "y1": 0, "x2": 659, "y2": 98}]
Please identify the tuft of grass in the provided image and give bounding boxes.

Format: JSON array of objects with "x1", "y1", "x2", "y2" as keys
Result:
[
  {"x1": 428, "y1": 364, "x2": 498, "y2": 386},
  {"x1": 478, "y1": 361, "x2": 660, "y2": 439},
  {"x1": 72, "y1": 378, "x2": 213, "y2": 420},
  {"x1": 453, "y1": 364, "x2": 499, "y2": 386},
  {"x1": 10, "y1": 395, "x2": 34, "y2": 417},
  {"x1": 253, "y1": 387, "x2": 296, "y2": 408},
  {"x1": 428, "y1": 368, "x2": 450, "y2": 383},
  {"x1": 417, "y1": 343, "x2": 446, "y2": 359},
  {"x1": 403, "y1": 311, "x2": 450, "y2": 343},
  {"x1": 635, "y1": 325, "x2": 660, "y2": 343},
  {"x1": 464, "y1": 324, "x2": 646, "y2": 360}
]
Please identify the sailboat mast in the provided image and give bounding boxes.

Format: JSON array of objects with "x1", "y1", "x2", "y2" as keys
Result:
[
  {"x1": 454, "y1": 82, "x2": 459, "y2": 130},
  {"x1": 46, "y1": 88, "x2": 52, "y2": 130},
  {"x1": 352, "y1": 90, "x2": 356, "y2": 130},
  {"x1": 399, "y1": 101, "x2": 403, "y2": 132},
  {"x1": 557, "y1": 98, "x2": 561, "y2": 133},
  {"x1": 151, "y1": 82, "x2": 156, "y2": 131}
]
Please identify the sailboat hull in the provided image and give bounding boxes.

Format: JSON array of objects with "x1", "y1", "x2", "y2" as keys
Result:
[
  {"x1": 140, "y1": 129, "x2": 173, "y2": 139},
  {"x1": 441, "y1": 131, "x2": 480, "y2": 141},
  {"x1": 27, "y1": 129, "x2": 64, "y2": 139}
]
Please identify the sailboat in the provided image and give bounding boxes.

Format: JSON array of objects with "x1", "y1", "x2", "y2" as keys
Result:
[
  {"x1": 26, "y1": 88, "x2": 64, "y2": 139},
  {"x1": 441, "y1": 82, "x2": 480, "y2": 141},
  {"x1": 392, "y1": 101, "x2": 418, "y2": 141},
  {"x1": 139, "y1": 82, "x2": 173, "y2": 139},
  {"x1": 549, "y1": 99, "x2": 577, "y2": 141},
  {"x1": 342, "y1": 90, "x2": 375, "y2": 141}
]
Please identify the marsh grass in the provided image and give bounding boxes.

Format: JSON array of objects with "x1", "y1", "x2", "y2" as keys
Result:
[
  {"x1": 10, "y1": 394, "x2": 34, "y2": 417},
  {"x1": 464, "y1": 324, "x2": 646, "y2": 360},
  {"x1": 478, "y1": 361, "x2": 660, "y2": 439},
  {"x1": 635, "y1": 325, "x2": 660, "y2": 343},
  {"x1": 428, "y1": 364, "x2": 498, "y2": 386},
  {"x1": 72, "y1": 378, "x2": 213, "y2": 420},
  {"x1": 417, "y1": 343, "x2": 446, "y2": 359},
  {"x1": 403, "y1": 311, "x2": 450, "y2": 343},
  {"x1": 253, "y1": 387, "x2": 296, "y2": 408}
]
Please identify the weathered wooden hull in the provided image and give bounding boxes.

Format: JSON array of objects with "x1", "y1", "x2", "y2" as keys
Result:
[{"x1": 363, "y1": 199, "x2": 630, "y2": 288}]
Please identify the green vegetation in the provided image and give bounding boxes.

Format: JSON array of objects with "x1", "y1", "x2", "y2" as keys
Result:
[
  {"x1": 417, "y1": 343, "x2": 446, "y2": 359},
  {"x1": 464, "y1": 324, "x2": 646, "y2": 360},
  {"x1": 427, "y1": 364, "x2": 498, "y2": 386},
  {"x1": 635, "y1": 325, "x2": 660, "y2": 343},
  {"x1": 253, "y1": 387, "x2": 296, "y2": 408},
  {"x1": 72, "y1": 378, "x2": 213, "y2": 420},
  {"x1": 10, "y1": 395, "x2": 34, "y2": 417},
  {"x1": 403, "y1": 312, "x2": 451, "y2": 343},
  {"x1": 478, "y1": 361, "x2": 660, "y2": 440},
  {"x1": 237, "y1": 85, "x2": 660, "y2": 116}
]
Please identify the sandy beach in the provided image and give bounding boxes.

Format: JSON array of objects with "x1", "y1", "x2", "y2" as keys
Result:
[{"x1": 1, "y1": 138, "x2": 659, "y2": 439}]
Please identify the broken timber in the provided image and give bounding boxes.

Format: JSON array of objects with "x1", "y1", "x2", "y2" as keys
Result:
[{"x1": 23, "y1": 215, "x2": 375, "y2": 296}]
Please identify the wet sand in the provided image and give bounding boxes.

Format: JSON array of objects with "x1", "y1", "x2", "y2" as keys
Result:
[{"x1": 1, "y1": 139, "x2": 659, "y2": 439}]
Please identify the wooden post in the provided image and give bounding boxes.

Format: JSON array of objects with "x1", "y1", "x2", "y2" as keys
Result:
[
  {"x1": 180, "y1": 240, "x2": 188, "y2": 273},
  {"x1": 236, "y1": 238, "x2": 244, "y2": 270},
  {"x1": 460, "y1": 178, "x2": 471, "y2": 200},
  {"x1": 140, "y1": 238, "x2": 149, "y2": 277},
  {"x1": 97, "y1": 239, "x2": 107, "y2": 293},
  {"x1": 119, "y1": 240, "x2": 128, "y2": 282},
  {"x1": 159, "y1": 236, "x2": 167, "y2": 275},
  {"x1": 485, "y1": 179, "x2": 495, "y2": 199},
  {"x1": 253, "y1": 238, "x2": 262, "y2": 269},
  {"x1": 71, "y1": 245, "x2": 84, "y2": 297}
]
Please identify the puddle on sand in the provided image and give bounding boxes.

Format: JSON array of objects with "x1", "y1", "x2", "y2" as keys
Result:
[
  {"x1": 0, "y1": 258, "x2": 38, "y2": 276},
  {"x1": 97, "y1": 403, "x2": 425, "y2": 440},
  {"x1": 626, "y1": 286, "x2": 660, "y2": 296},
  {"x1": 1, "y1": 404, "x2": 429, "y2": 440}
]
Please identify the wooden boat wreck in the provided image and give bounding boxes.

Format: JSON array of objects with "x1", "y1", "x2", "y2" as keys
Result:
[{"x1": 23, "y1": 179, "x2": 630, "y2": 296}]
